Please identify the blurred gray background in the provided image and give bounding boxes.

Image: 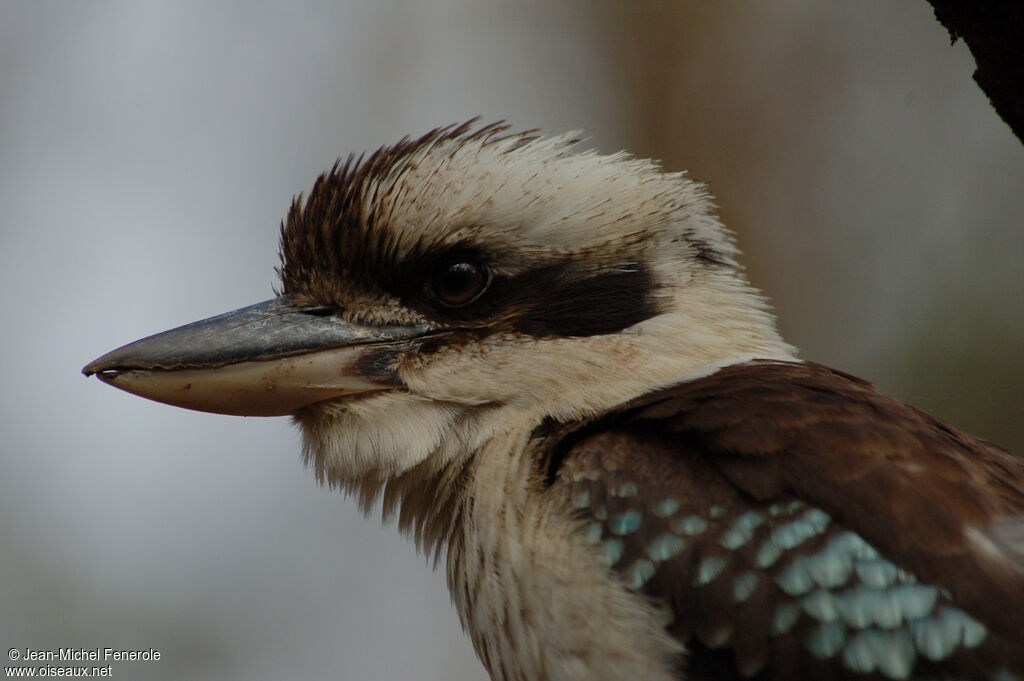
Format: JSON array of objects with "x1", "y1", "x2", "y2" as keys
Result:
[{"x1": 2, "y1": 2, "x2": 1021, "y2": 680}]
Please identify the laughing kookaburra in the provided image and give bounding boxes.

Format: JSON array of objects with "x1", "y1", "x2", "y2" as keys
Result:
[{"x1": 84, "y1": 122, "x2": 1024, "y2": 681}]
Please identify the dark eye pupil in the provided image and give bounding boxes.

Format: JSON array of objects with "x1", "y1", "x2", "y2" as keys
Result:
[{"x1": 434, "y1": 260, "x2": 487, "y2": 307}]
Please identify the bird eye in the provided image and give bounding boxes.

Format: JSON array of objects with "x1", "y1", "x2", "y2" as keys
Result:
[{"x1": 432, "y1": 258, "x2": 489, "y2": 308}]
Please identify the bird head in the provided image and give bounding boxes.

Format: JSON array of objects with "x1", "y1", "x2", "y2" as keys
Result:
[{"x1": 84, "y1": 121, "x2": 793, "y2": 491}]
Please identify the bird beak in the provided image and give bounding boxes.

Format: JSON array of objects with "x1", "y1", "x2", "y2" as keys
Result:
[{"x1": 82, "y1": 294, "x2": 432, "y2": 416}]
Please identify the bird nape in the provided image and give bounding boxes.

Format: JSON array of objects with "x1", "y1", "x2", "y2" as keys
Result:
[{"x1": 84, "y1": 121, "x2": 1024, "y2": 681}]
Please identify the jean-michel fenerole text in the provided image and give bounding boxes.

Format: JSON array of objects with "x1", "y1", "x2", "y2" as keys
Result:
[{"x1": 17, "y1": 648, "x2": 160, "y2": 662}]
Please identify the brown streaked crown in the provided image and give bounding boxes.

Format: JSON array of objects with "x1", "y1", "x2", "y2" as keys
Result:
[{"x1": 276, "y1": 121, "x2": 682, "y2": 340}]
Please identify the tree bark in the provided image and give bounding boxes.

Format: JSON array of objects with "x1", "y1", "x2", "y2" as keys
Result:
[{"x1": 927, "y1": 0, "x2": 1024, "y2": 144}]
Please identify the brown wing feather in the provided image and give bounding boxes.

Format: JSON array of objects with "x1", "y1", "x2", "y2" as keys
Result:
[
  {"x1": 636, "y1": 361, "x2": 1024, "y2": 631},
  {"x1": 553, "y1": 360, "x2": 1024, "y2": 680}
]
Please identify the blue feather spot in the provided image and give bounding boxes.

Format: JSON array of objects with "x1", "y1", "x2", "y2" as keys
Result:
[
  {"x1": 601, "y1": 539, "x2": 624, "y2": 567},
  {"x1": 934, "y1": 607, "x2": 987, "y2": 649},
  {"x1": 571, "y1": 488, "x2": 590, "y2": 509},
  {"x1": 770, "y1": 507, "x2": 831, "y2": 557},
  {"x1": 720, "y1": 511, "x2": 764, "y2": 550},
  {"x1": 765, "y1": 508, "x2": 831, "y2": 554},
  {"x1": 769, "y1": 523, "x2": 809, "y2": 551},
  {"x1": 836, "y1": 585, "x2": 882, "y2": 629},
  {"x1": 855, "y1": 558, "x2": 900, "y2": 588},
  {"x1": 582, "y1": 521, "x2": 603, "y2": 545},
  {"x1": 754, "y1": 538, "x2": 784, "y2": 569},
  {"x1": 803, "y1": 544, "x2": 855, "y2": 589},
  {"x1": 647, "y1": 533, "x2": 686, "y2": 562},
  {"x1": 771, "y1": 603, "x2": 801, "y2": 635},
  {"x1": 909, "y1": 607, "x2": 988, "y2": 663},
  {"x1": 609, "y1": 510, "x2": 642, "y2": 535},
  {"x1": 672, "y1": 515, "x2": 708, "y2": 536},
  {"x1": 802, "y1": 508, "x2": 831, "y2": 532},
  {"x1": 806, "y1": 621, "x2": 846, "y2": 659},
  {"x1": 830, "y1": 532, "x2": 879, "y2": 562},
  {"x1": 709, "y1": 504, "x2": 728, "y2": 519},
  {"x1": 871, "y1": 591, "x2": 907, "y2": 629},
  {"x1": 834, "y1": 582, "x2": 936, "y2": 631},
  {"x1": 625, "y1": 558, "x2": 657, "y2": 589},
  {"x1": 732, "y1": 572, "x2": 759, "y2": 602},
  {"x1": 876, "y1": 630, "x2": 917, "y2": 679},
  {"x1": 652, "y1": 497, "x2": 680, "y2": 517},
  {"x1": 720, "y1": 530, "x2": 748, "y2": 551},
  {"x1": 694, "y1": 556, "x2": 727, "y2": 586},
  {"x1": 802, "y1": 589, "x2": 841, "y2": 622},
  {"x1": 891, "y1": 584, "x2": 939, "y2": 620},
  {"x1": 776, "y1": 559, "x2": 815, "y2": 597},
  {"x1": 736, "y1": 510, "x2": 764, "y2": 530},
  {"x1": 841, "y1": 630, "x2": 879, "y2": 674},
  {"x1": 961, "y1": 615, "x2": 987, "y2": 649},
  {"x1": 842, "y1": 630, "x2": 915, "y2": 679},
  {"x1": 909, "y1": 618, "x2": 953, "y2": 662}
]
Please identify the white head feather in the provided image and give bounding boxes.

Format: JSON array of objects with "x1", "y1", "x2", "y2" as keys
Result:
[{"x1": 281, "y1": 122, "x2": 796, "y2": 489}]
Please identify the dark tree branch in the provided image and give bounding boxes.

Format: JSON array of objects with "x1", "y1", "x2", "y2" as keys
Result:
[{"x1": 926, "y1": 0, "x2": 1024, "y2": 145}]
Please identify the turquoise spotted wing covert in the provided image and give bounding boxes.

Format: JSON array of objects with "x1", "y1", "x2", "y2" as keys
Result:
[{"x1": 552, "y1": 361, "x2": 1024, "y2": 680}]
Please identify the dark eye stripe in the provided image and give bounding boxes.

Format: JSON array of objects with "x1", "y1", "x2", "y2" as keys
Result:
[{"x1": 506, "y1": 263, "x2": 661, "y2": 338}]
